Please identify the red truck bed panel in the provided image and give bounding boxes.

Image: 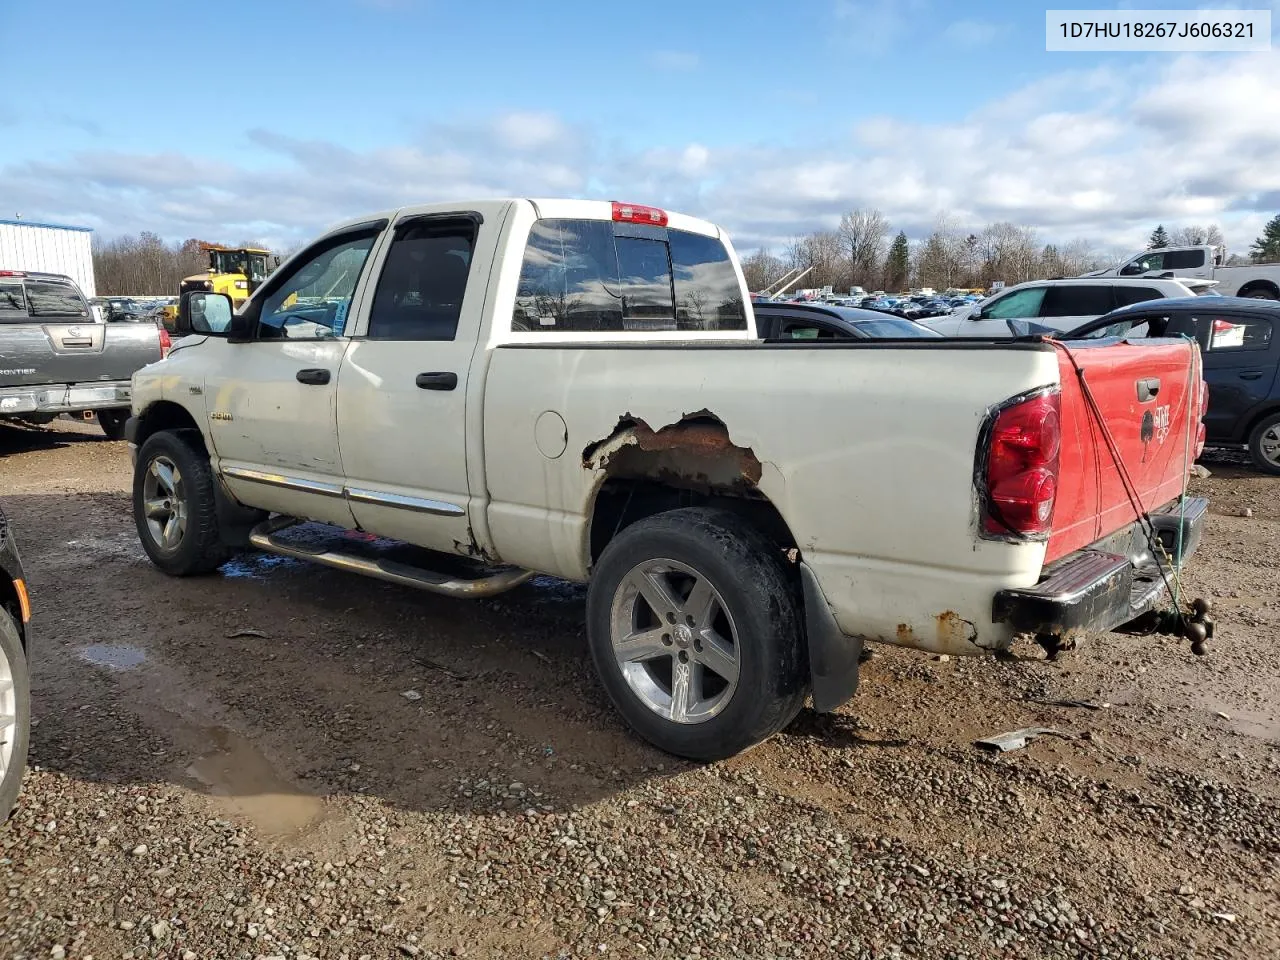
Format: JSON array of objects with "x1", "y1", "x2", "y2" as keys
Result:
[{"x1": 1047, "y1": 339, "x2": 1203, "y2": 564}]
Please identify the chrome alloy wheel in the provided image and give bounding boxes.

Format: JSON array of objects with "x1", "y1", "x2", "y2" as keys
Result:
[
  {"x1": 1260, "y1": 424, "x2": 1280, "y2": 466},
  {"x1": 141, "y1": 455, "x2": 187, "y2": 550},
  {"x1": 609, "y1": 558, "x2": 741, "y2": 724}
]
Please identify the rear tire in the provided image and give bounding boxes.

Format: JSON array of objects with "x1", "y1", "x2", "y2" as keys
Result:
[
  {"x1": 586, "y1": 507, "x2": 806, "y2": 761},
  {"x1": 1247, "y1": 412, "x2": 1280, "y2": 476},
  {"x1": 1242, "y1": 287, "x2": 1279, "y2": 301},
  {"x1": 0, "y1": 608, "x2": 30, "y2": 822},
  {"x1": 98, "y1": 409, "x2": 128, "y2": 441},
  {"x1": 133, "y1": 429, "x2": 230, "y2": 575}
]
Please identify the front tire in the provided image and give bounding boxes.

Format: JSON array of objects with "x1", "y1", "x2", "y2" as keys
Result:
[
  {"x1": 98, "y1": 409, "x2": 128, "y2": 441},
  {"x1": 133, "y1": 429, "x2": 230, "y2": 574},
  {"x1": 1247, "y1": 412, "x2": 1280, "y2": 476},
  {"x1": 0, "y1": 608, "x2": 30, "y2": 822},
  {"x1": 586, "y1": 507, "x2": 806, "y2": 761}
]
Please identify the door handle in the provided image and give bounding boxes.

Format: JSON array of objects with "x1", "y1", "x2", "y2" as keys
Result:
[
  {"x1": 1136, "y1": 377, "x2": 1161, "y2": 402},
  {"x1": 296, "y1": 368, "x2": 331, "y2": 385},
  {"x1": 1240, "y1": 370, "x2": 1264, "y2": 380},
  {"x1": 416, "y1": 372, "x2": 458, "y2": 391}
]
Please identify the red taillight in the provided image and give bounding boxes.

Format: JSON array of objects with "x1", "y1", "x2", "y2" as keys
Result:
[
  {"x1": 611, "y1": 201, "x2": 668, "y2": 227},
  {"x1": 983, "y1": 390, "x2": 1061, "y2": 538},
  {"x1": 0, "y1": 270, "x2": 25, "y2": 277},
  {"x1": 157, "y1": 324, "x2": 172, "y2": 357}
]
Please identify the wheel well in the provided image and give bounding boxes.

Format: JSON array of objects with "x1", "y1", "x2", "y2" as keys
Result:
[
  {"x1": 589, "y1": 479, "x2": 797, "y2": 564},
  {"x1": 0, "y1": 578, "x2": 26, "y2": 653},
  {"x1": 1237, "y1": 280, "x2": 1280, "y2": 299},
  {"x1": 136, "y1": 401, "x2": 205, "y2": 451},
  {"x1": 1241, "y1": 404, "x2": 1280, "y2": 444},
  {"x1": 581, "y1": 411, "x2": 799, "y2": 563}
]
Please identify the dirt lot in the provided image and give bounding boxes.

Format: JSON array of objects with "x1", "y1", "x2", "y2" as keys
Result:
[{"x1": 0, "y1": 420, "x2": 1277, "y2": 959}]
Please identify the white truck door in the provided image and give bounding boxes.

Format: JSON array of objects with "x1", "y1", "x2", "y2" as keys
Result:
[
  {"x1": 335, "y1": 207, "x2": 503, "y2": 555},
  {"x1": 208, "y1": 224, "x2": 386, "y2": 528}
]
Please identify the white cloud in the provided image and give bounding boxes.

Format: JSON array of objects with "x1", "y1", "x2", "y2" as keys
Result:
[
  {"x1": 648, "y1": 50, "x2": 700, "y2": 71},
  {"x1": 833, "y1": 0, "x2": 928, "y2": 46},
  {"x1": 490, "y1": 111, "x2": 569, "y2": 151},
  {"x1": 5, "y1": 53, "x2": 1280, "y2": 258}
]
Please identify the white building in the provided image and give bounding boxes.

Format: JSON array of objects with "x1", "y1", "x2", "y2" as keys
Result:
[{"x1": 0, "y1": 218, "x2": 95, "y2": 297}]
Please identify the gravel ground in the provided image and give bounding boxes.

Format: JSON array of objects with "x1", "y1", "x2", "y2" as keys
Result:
[{"x1": 0, "y1": 420, "x2": 1277, "y2": 959}]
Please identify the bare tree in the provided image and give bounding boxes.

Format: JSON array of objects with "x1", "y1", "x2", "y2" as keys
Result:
[
  {"x1": 92, "y1": 233, "x2": 209, "y2": 296},
  {"x1": 836, "y1": 209, "x2": 889, "y2": 288},
  {"x1": 784, "y1": 230, "x2": 847, "y2": 291},
  {"x1": 740, "y1": 248, "x2": 786, "y2": 292},
  {"x1": 979, "y1": 222, "x2": 1040, "y2": 286}
]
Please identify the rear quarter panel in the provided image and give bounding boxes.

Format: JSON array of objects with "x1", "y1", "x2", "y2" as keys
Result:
[{"x1": 482, "y1": 341, "x2": 1062, "y2": 655}]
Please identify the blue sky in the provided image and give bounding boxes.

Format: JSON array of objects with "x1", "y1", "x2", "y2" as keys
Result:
[{"x1": 3, "y1": 0, "x2": 1279, "y2": 256}]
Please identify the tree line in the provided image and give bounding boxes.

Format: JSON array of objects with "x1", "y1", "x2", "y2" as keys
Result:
[
  {"x1": 739, "y1": 210, "x2": 1127, "y2": 295},
  {"x1": 741, "y1": 210, "x2": 1280, "y2": 295},
  {"x1": 92, "y1": 233, "x2": 273, "y2": 296}
]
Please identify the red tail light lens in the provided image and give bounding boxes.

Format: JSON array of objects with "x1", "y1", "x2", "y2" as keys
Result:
[
  {"x1": 983, "y1": 390, "x2": 1061, "y2": 538},
  {"x1": 157, "y1": 324, "x2": 172, "y2": 357},
  {"x1": 611, "y1": 201, "x2": 668, "y2": 227}
]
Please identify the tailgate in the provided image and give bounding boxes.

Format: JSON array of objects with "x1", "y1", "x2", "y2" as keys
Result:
[
  {"x1": 0, "y1": 321, "x2": 160, "y2": 388},
  {"x1": 1048, "y1": 338, "x2": 1202, "y2": 563}
]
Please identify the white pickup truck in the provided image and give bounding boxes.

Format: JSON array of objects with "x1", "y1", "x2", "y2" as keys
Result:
[
  {"x1": 1084, "y1": 244, "x2": 1280, "y2": 300},
  {"x1": 125, "y1": 198, "x2": 1212, "y2": 760}
]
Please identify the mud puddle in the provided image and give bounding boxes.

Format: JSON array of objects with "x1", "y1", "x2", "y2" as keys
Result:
[
  {"x1": 186, "y1": 725, "x2": 326, "y2": 839},
  {"x1": 221, "y1": 553, "x2": 302, "y2": 579},
  {"x1": 79, "y1": 643, "x2": 147, "y2": 670}
]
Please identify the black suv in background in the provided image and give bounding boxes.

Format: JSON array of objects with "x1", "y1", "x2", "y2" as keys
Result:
[
  {"x1": 1071, "y1": 297, "x2": 1280, "y2": 474},
  {"x1": 0, "y1": 503, "x2": 31, "y2": 820}
]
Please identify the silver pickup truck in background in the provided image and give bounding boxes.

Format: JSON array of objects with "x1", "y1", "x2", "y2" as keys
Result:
[{"x1": 0, "y1": 270, "x2": 167, "y2": 439}]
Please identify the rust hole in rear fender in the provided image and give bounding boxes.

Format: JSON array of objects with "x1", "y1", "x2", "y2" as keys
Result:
[{"x1": 582, "y1": 410, "x2": 763, "y2": 493}]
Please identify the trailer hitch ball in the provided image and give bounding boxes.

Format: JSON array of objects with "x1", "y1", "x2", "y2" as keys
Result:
[
  {"x1": 1191, "y1": 597, "x2": 1211, "y2": 618},
  {"x1": 1186, "y1": 620, "x2": 1208, "y2": 656}
]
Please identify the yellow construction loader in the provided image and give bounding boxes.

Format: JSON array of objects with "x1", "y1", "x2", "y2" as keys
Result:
[{"x1": 163, "y1": 244, "x2": 277, "y2": 329}]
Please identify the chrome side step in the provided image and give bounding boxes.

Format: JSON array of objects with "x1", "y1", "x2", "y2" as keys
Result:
[{"x1": 247, "y1": 517, "x2": 535, "y2": 599}]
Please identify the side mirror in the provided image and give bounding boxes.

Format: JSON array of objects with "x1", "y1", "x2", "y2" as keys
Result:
[
  {"x1": 1119, "y1": 263, "x2": 1142, "y2": 276},
  {"x1": 177, "y1": 291, "x2": 235, "y2": 336}
]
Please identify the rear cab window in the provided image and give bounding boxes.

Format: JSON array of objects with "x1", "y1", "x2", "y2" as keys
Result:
[
  {"x1": 0, "y1": 278, "x2": 89, "y2": 322},
  {"x1": 512, "y1": 217, "x2": 747, "y2": 335}
]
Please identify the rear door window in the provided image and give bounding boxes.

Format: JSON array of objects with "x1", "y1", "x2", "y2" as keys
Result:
[
  {"x1": 1199, "y1": 315, "x2": 1273, "y2": 352},
  {"x1": 1114, "y1": 286, "x2": 1164, "y2": 307},
  {"x1": 512, "y1": 219, "x2": 746, "y2": 333},
  {"x1": 1164, "y1": 249, "x2": 1207, "y2": 270},
  {"x1": 367, "y1": 219, "x2": 476, "y2": 341},
  {"x1": 1040, "y1": 285, "x2": 1115, "y2": 318}
]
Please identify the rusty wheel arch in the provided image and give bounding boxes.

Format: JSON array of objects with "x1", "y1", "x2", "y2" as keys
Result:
[{"x1": 582, "y1": 411, "x2": 794, "y2": 564}]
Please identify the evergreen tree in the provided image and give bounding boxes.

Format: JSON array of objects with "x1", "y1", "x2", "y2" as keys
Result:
[
  {"x1": 885, "y1": 231, "x2": 910, "y2": 291},
  {"x1": 1250, "y1": 214, "x2": 1280, "y2": 262},
  {"x1": 1147, "y1": 225, "x2": 1170, "y2": 249}
]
